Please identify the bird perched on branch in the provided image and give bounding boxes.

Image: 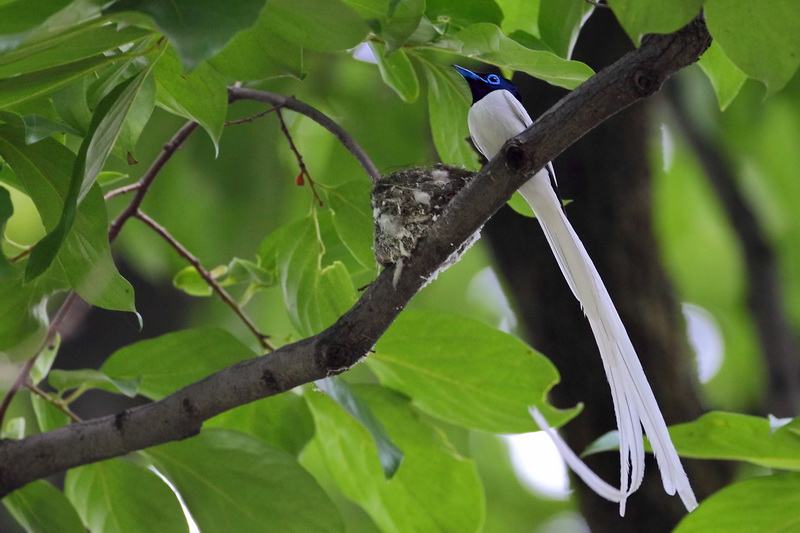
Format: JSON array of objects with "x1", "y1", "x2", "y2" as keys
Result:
[{"x1": 452, "y1": 64, "x2": 697, "y2": 515}]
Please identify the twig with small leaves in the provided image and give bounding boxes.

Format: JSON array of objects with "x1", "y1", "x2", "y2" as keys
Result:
[
  {"x1": 224, "y1": 106, "x2": 281, "y2": 126},
  {"x1": 134, "y1": 210, "x2": 275, "y2": 352},
  {"x1": 27, "y1": 383, "x2": 81, "y2": 424}
]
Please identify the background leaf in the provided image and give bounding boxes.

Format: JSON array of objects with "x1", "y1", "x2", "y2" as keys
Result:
[
  {"x1": 147, "y1": 429, "x2": 344, "y2": 533},
  {"x1": 608, "y1": 0, "x2": 703, "y2": 44},
  {"x1": 2, "y1": 479, "x2": 85, "y2": 533}
]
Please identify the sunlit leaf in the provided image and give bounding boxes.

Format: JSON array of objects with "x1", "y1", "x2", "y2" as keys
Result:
[
  {"x1": 435, "y1": 23, "x2": 594, "y2": 89},
  {"x1": 305, "y1": 384, "x2": 484, "y2": 533},
  {"x1": 65, "y1": 458, "x2": 189, "y2": 533},
  {"x1": 317, "y1": 377, "x2": 404, "y2": 478},
  {"x1": 370, "y1": 43, "x2": 420, "y2": 103},
  {"x1": 425, "y1": 0, "x2": 503, "y2": 28},
  {"x1": 674, "y1": 473, "x2": 800, "y2": 533},
  {"x1": 261, "y1": 0, "x2": 368, "y2": 52},
  {"x1": 370, "y1": 310, "x2": 579, "y2": 433},
  {"x1": 607, "y1": 0, "x2": 703, "y2": 44},
  {"x1": 698, "y1": 41, "x2": 747, "y2": 111},
  {"x1": 3, "y1": 480, "x2": 84, "y2": 533},
  {"x1": 147, "y1": 429, "x2": 344, "y2": 532},
  {"x1": 48, "y1": 368, "x2": 140, "y2": 398},
  {"x1": 324, "y1": 179, "x2": 375, "y2": 268},
  {"x1": 705, "y1": 0, "x2": 800, "y2": 95},
  {"x1": 102, "y1": 328, "x2": 258, "y2": 400},
  {"x1": 539, "y1": 0, "x2": 594, "y2": 59}
]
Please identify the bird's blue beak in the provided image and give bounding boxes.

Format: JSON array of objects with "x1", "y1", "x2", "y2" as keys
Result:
[{"x1": 452, "y1": 65, "x2": 480, "y2": 81}]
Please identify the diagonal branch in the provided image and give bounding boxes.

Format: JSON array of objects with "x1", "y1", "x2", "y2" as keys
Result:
[{"x1": 0, "y1": 15, "x2": 711, "y2": 497}]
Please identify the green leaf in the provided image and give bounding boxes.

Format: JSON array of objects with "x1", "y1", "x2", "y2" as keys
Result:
[
  {"x1": 52, "y1": 77, "x2": 91, "y2": 134},
  {"x1": 262, "y1": 0, "x2": 369, "y2": 52},
  {"x1": 370, "y1": 42, "x2": 420, "y2": 103},
  {"x1": 705, "y1": 0, "x2": 800, "y2": 95},
  {"x1": 0, "y1": 54, "x2": 123, "y2": 110},
  {"x1": 421, "y1": 61, "x2": 480, "y2": 169},
  {"x1": 0, "y1": 24, "x2": 153, "y2": 78},
  {"x1": 208, "y1": 7, "x2": 303, "y2": 81},
  {"x1": 0, "y1": 123, "x2": 135, "y2": 311},
  {"x1": 48, "y1": 368, "x2": 140, "y2": 397},
  {"x1": 324, "y1": 179, "x2": 375, "y2": 268},
  {"x1": 425, "y1": 0, "x2": 504, "y2": 27},
  {"x1": 317, "y1": 377, "x2": 404, "y2": 478},
  {"x1": 674, "y1": 473, "x2": 800, "y2": 533},
  {"x1": 667, "y1": 412, "x2": 800, "y2": 471},
  {"x1": 262, "y1": 216, "x2": 357, "y2": 336},
  {"x1": 0, "y1": 0, "x2": 73, "y2": 52},
  {"x1": 65, "y1": 458, "x2": 189, "y2": 533},
  {"x1": 538, "y1": 0, "x2": 594, "y2": 59},
  {"x1": 435, "y1": 23, "x2": 594, "y2": 90},
  {"x1": 172, "y1": 265, "x2": 213, "y2": 297},
  {"x1": 1, "y1": 417, "x2": 26, "y2": 440},
  {"x1": 305, "y1": 384, "x2": 484, "y2": 533},
  {"x1": 607, "y1": 0, "x2": 703, "y2": 44},
  {"x1": 382, "y1": 0, "x2": 424, "y2": 52},
  {"x1": 153, "y1": 45, "x2": 226, "y2": 153},
  {"x1": 0, "y1": 185, "x2": 13, "y2": 276},
  {"x1": 26, "y1": 67, "x2": 153, "y2": 280},
  {"x1": 147, "y1": 429, "x2": 344, "y2": 533},
  {"x1": 104, "y1": 0, "x2": 264, "y2": 71},
  {"x1": 698, "y1": 41, "x2": 747, "y2": 111},
  {"x1": 369, "y1": 310, "x2": 579, "y2": 433},
  {"x1": 206, "y1": 393, "x2": 315, "y2": 456},
  {"x1": 0, "y1": 269, "x2": 59, "y2": 356},
  {"x1": 19, "y1": 114, "x2": 81, "y2": 143},
  {"x1": 30, "y1": 393, "x2": 70, "y2": 432},
  {"x1": 494, "y1": 0, "x2": 539, "y2": 36},
  {"x1": 102, "y1": 328, "x2": 257, "y2": 400},
  {"x1": 115, "y1": 71, "x2": 155, "y2": 161},
  {"x1": 3, "y1": 480, "x2": 85, "y2": 533}
]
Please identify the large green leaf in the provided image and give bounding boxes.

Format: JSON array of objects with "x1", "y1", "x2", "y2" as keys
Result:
[
  {"x1": 382, "y1": 0, "x2": 424, "y2": 52},
  {"x1": 0, "y1": 0, "x2": 74, "y2": 52},
  {"x1": 102, "y1": 328, "x2": 257, "y2": 400},
  {"x1": 3, "y1": 479, "x2": 84, "y2": 533},
  {"x1": 425, "y1": 0, "x2": 503, "y2": 28},
  {"x1": 208, "y1": 6, "x2": 303, "y2": 81},
  {"x1": 0, "y1": 54, "x2": 122, "y2": 110},
  {"x1": 317, "y1": 377, "x2": 404, "y2": 478},
  {"x1": 705, "y1": 0, "x2": 800, "y2": 95},
  {"x1": 104, "y1": 0, "x2": 264, "y2": 70},
  {"x1": 667, "y1": 412, "x2": 800, "y2": 471},
  {"x1": 538, "y1": 0, "x2": 594, "y2": 59},
  {"x1": 0, "y1": 24, "x2": 152, "y2": 78},
  {"x1": 147, "y1": 429, "x2": 344, "y2": 533},
  {"x1": 48, "y1": 368, "x2": 140, "y2": 397},
  {"x1": 324, "y1": 179, "x2": 375, "y2": 269},
  {"x1": 370, "y1": 42, "x2": 420, "y2": 103},
  {"x1": 434, "y1": 23, "x2": 594, "y2": 89},
  {"x1": 153, "y1": 45, "x2": 226, "y2": 153},
  {"x1": 369, "y1": 310, "x2": 579, "y2": 433},
  {"x1": 608, "y1": 0, "x2": 703, "y2": 44},
  {"x1": 205, "y1": 392, "x2": 315, "y2": 456},
  {"x1": 674, "y1": 473, "x2": 800, "y2": 533},
  {"x1": 0, "y1": 122, "x2": 135, "y2": 311},
  {"x1": 305, "y1": 384, "x2": 485, "y2": 533},
  {"x1": 65, "y1": 458, "x2": 189, "y2": 533},
  {"x1": 260, "y1": 216, "x2": 358, "y2": 336},
  {"x1": 421, "y1": 61, "x2": 479, "y2": 169},
  {"x1": 261, "y1": 0, "x2": 368, "y2": 52},
  {"x1": 698, "y1": 41, "x2": 747, "y2": 111}
]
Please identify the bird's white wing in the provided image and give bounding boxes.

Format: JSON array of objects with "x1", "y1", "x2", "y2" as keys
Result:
[{"x1": 468, "y1": 90, "x2": 532, "y2": 161}]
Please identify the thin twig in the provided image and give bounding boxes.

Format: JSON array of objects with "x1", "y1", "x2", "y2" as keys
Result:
[
  {"x1": 0, "y1": 292, "x2": 79, "y2": 425},
  {"x1": 275, "y1": 107, "x2": 323, "y2": 206},
  {"x1": 104, "y1": 182, "x2": 142, "y2": 201},
  {"x1": 228, "y1": 88, "x2": 382, "y2": 183},
  {"x1": 27, "y1": 383, "x2": 82, "y2": 424},
  {"x1": 134, "y1": 210, "x2": 275, "y2": 352},
  {"x1": 225, "y1": 106, "x2": 280, "y2": 126},
  {"x1": 108, "y1": 121, "x2": 200, "y2": 242}
]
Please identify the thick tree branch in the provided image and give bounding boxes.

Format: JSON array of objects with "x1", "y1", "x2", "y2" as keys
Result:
[{"x1": 0, "y1": 16, "x2": 711, "y2": 497}]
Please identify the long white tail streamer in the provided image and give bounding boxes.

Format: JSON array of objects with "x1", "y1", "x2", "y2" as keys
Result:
[{"x1": 519, "y1": 171, "x2": 698, "y2": 515}]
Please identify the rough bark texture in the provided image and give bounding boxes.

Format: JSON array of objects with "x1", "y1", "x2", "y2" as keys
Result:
[{"x1": 484, "y1": 10, "x2": 732, "y2": 532}]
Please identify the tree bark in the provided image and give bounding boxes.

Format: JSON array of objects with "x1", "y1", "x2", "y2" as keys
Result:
[{"x1": 485, "y1": 10, "x2": 732, "y2": 532}]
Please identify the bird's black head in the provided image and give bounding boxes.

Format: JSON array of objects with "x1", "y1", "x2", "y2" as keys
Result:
[{"x1": 452, "y1": 65, "x2": 521, "y2": 104}]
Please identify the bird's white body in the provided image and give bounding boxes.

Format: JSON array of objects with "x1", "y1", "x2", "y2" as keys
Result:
[{"x1": 467, "y1": 88, "x2": 697, "y2": 514}]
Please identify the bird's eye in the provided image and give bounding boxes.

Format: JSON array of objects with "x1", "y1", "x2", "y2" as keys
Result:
[{"x1": 486, "y1": 74, "x2": 500, "y2": 85}]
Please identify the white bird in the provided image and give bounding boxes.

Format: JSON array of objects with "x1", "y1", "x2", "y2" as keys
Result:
[{"x1": 453, "y1": 65, "x2": 697, "y2": 515}]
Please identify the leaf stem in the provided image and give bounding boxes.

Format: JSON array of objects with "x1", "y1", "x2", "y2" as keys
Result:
[{"x1": 27, "y1": 383, "x2": 82, "y2": 424}]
